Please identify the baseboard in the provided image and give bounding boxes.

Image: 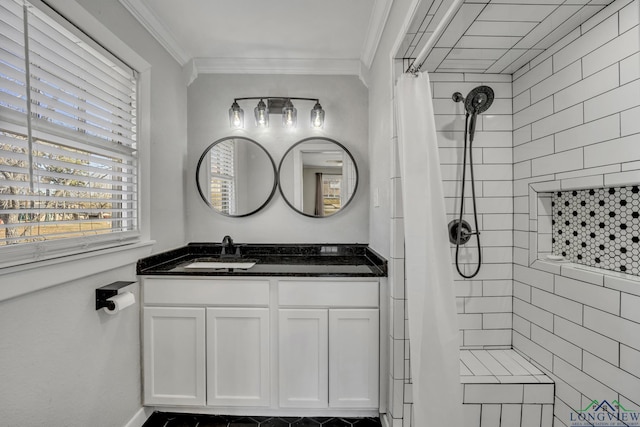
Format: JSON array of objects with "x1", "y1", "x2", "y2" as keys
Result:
[
  {"x1": 123, "y1": 407, "x2": 153, "y2": 427},
  {"x1": 148, "y1": 406, "x2": 378, "y2": 418}
]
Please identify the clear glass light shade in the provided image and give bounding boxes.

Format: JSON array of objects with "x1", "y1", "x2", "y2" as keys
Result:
[
  {"x1": 310, "y1": 102, "x2": 325, "y2": 129},
  {"x1": 282, "y1": 100, "x2": 297, "y2": 128},
  {"x1": 229, "y1": 102, "x2": 244, "y2": 129},
  {"x1": 254, "y1": 99, "x2": 269, "y2": 127}
]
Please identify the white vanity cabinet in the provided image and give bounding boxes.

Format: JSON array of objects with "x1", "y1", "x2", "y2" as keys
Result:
[
  {"x1": 142, "y1": 278, "x2": 270, "y2": 407},
  {"x1": 141, "y1": 276, "x2": 380, "y2": 414},
  {"x1": 278, "y1": 280, "x2": 380, "y2": 410}
]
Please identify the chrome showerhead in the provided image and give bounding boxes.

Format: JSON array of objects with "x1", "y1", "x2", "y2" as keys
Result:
[{"x1": 464, "y1": 85, "x2": 494, "y2": 115}]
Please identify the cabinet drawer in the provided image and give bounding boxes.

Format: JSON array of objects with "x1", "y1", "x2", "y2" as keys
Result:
[
  {"x1": 278, "y1": 280, "x2": 378, "y2": 307},
  {"x1": 143, "y1": 278, "x2": 270, "y2": 306}
]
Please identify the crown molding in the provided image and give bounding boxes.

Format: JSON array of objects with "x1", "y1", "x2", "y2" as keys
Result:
[
  {"x1": 193, "y1": 57, "x2": 362, "y2": 76},
  {"x1": 118, "y1": 0, "x2": 189, "y2": 66},
  {"x1": 185, "y1": 58, "x2": 367, "y2": 86},
  {"x1": 183, "y1": 59, "x2": 198, "y2": 86},
  {"x1": 361, "y1": 0, "x2": 394, "y2": 69}
]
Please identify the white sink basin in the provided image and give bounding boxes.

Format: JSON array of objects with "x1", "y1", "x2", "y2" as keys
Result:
[{"x1": 184, "y1": 261, "x2": 256, "y2": 270}]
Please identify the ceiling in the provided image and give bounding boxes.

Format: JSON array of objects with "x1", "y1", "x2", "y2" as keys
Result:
[
  {"x1": 120, "y1": 0, "x2": 615, "y2": 78},
  {"x1": 118, "y1": 0, "x2": 392, "y2": 76},
  {"x1": 400, "y1": 0, "x2": 614, "y2": 74}
]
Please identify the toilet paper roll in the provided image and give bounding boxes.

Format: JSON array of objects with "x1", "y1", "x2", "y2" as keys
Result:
[{"x1": 104, "y1": 292, "x2": 135, "y2": 315}]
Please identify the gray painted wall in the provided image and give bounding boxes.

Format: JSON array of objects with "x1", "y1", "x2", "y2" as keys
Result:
[
  {"x1": 0, "y1": 266, "x2": 141, "y2": 427},
  {"x1": 186, "y1": 74, "x2": 369, "y2": 244},
  {"x1": 0, "y1": 0, "x2": 188, "y2": 425}
]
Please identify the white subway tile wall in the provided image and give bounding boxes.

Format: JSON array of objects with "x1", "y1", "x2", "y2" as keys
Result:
[
  {"x1": 387, "y1": 135, "x2": 408, "y2": 426},
  {"x1": 512, "y1": 2, "x2": 640, "y2": 426},
  {"x1": 388, "y1": 2, "x2": 639, "y2": 425},
  {"x1": 388, "y1": 71, "x2": 513, "y2": 426},
  {"x1": 432, "y1": 73, "x2": 514, "y2": 350}
]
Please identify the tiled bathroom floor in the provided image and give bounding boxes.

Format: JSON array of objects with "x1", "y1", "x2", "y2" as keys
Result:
[{"x1": 142, "y1": 412, "x2": 382, "y2": 427}]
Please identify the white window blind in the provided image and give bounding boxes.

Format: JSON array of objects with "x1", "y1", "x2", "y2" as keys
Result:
[
  {"x1": 0, "y1": 0, "x2": 138, "y2": 263},
  {"x1": 209, "y1": 140, "x2": 236, "y2": 215}
]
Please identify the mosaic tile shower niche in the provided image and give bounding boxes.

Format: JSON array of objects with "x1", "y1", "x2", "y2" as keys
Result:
[{"x1": 551, "y1": 186, "x2": 640, "y2": 276}]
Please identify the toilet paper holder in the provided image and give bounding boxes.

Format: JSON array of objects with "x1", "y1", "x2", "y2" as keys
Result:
[{"x1": 96, "y1": 281, "x2": 135, "y2": 311}]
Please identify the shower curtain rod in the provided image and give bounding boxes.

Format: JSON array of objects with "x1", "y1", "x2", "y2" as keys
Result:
[{"x1": 405, "y1": 0, "x2": 466, "y2": 74}]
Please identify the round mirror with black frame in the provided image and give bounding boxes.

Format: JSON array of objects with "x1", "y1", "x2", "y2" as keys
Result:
[
  {"x1": 196, "y1": 136, "x2": 277, "y2": 217},
  {"x1": 278, "y1": 137, "x2": 358, "y2": 218}
]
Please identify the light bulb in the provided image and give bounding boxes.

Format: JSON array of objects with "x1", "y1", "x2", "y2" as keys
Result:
[
  {"x1": 254, "y1": 99, "x2": 269, "y2": 127},
  {"x1": 310, "y1": 101, "x2": 325, "y2": 129},
  {"x1": 282, "y1": 99, "x2": 297, "y2": 128},
  {"x1": 232, "y1": 112, "x2": 242, "y2": 127},
  {"x1": 285, "y1": 111, "x2": 294, "y2": 126},
  {"x1": 228, "y1": 101, "x2": 244, "y2": 129}
]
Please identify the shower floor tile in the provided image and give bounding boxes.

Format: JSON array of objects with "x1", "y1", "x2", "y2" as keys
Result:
[{"x1": 142, "y1": 412, "x2": 382, "y2": 427}]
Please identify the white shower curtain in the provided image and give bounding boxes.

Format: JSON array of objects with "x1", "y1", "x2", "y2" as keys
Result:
[{"x1": 396, "y1": 72, "x2": 462, "y2": 426}]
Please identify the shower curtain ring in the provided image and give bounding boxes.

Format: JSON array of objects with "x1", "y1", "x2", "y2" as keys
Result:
[{"x1": 406, "y1": 61, "x2": 422, "y2": 76}]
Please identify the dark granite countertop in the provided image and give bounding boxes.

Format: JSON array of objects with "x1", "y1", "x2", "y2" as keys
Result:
[{"x1": 137, "y1": 243, "x2": 387, "y2": 277}]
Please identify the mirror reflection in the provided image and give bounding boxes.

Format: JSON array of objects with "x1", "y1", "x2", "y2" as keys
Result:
[
  {"x1": 278, "y1": 137, "x2": 358, "y2": 218},
  {"x1": 196, "y1": 137, "x2": 277, "y2": 217}
]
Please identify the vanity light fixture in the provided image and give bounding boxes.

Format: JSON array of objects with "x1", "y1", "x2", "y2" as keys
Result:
[{"x1": 228, "y1": 97, "x2": 324, "y2": 129}]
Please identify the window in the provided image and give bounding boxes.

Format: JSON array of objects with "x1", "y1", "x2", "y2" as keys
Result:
[
  {"x1": 0, "y1": 0, "x2": 138, "y2": 264},
  {"x1": 322, "y1": 174, "x2": 342, "y2": 215},
  {"x1": 208, "y1": 140, "x2": 236, "y2": 215}
]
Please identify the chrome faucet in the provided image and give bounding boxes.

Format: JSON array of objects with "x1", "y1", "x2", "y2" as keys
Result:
[{"x1": 221, "y1": 235, "x2": 234, "y2": 255}]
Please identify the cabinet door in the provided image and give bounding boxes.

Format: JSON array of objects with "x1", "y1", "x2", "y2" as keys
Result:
[
  {"x1": 279, "y1": 309, "x2": 329, "y2": 408},
  {"x1": 329, "y1": 309, "x2": 379, "y2": 408},
  {"x1": 207, "y1": 308, "x2": 270, "y2": 406},
  {"x1": 143, "y1": 306, "x2": 206, "y2": 406}
]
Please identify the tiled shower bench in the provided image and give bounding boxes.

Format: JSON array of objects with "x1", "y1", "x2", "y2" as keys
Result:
[{"x1": 460, "y1": 349, "x2": 555, "y2": 427}]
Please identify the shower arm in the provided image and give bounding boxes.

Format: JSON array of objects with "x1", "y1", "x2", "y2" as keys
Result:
[{"x1": 452, "y1": 92, "x2": 465, "y2": 103}]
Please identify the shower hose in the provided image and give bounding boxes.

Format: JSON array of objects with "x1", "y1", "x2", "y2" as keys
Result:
[{"x1": 454, "y1": 112, "x2": 482, "y2": 279}]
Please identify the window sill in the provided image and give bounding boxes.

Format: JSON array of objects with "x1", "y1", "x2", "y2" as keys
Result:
[
  {"x1": 532, "y1": 258, "x2": 640, "y2": 297},
  {"x1": 0, "y1": 240, "x2": 155, "y2": 302}
]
